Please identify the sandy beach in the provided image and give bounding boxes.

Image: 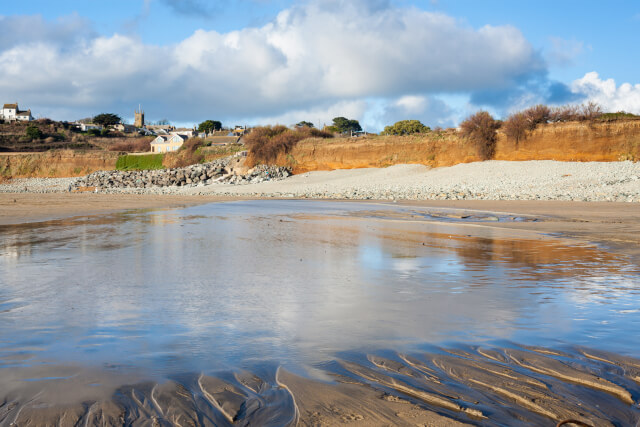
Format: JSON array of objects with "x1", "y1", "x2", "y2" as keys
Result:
[{"x1": 1, "y1": 170, "x2": 640, "y2": 426}]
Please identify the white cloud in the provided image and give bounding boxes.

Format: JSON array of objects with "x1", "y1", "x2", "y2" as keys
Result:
[
  {"x1": 371, "y1": 95, "x2": 456, "y2": 130},
  {"x1": 243, "y1": 99, "x2": 369, "y2": 129},
  {"x1": 0, "y1": 0, "x2": 543, "y2": 126},
  {"x1": 571, "y1": 72, "x2": 640, "y2": 114}
]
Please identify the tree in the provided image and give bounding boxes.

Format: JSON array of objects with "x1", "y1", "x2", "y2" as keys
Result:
[
  {"x1": 197, "y1": 120, "x2": 222, "y2": 134},
  {"x1": 331, "y1": 117, "x2": 362, "y2": 134},
  {"x1": 93, "y1": 113, "x2": 121, "y2": 127},
  {"x1": 381, "y1": 120, "x2": 430, "y2": 135},
  {"x1": 459, "y1": 111, "x2": 501, "y2": 160},
  {"x1": 503, "y1": 112, "x2": 528, "y2": 148},
  {"x1": 25, "y1": 125, "x2": 43, "y2": 140},
  {"x1": 295, "y1": 121, "x2": 315, "y2": 128}
]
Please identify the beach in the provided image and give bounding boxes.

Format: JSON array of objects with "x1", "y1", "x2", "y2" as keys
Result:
[{"x1": 1, "y1": 164, "x2": 640, "y2": 426}]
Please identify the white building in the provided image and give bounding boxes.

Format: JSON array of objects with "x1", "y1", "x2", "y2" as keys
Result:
[
  {"x1": 151, "y1": 134, "x2": 187, "y2": 153},
  {"x1": 75, "y1": 123, "x2": 103, "y2": 132},
  {"x1": 1, "y1": 103, "x2": 33, "y2": 122},
  {"x1": 171, "y1": 128, "x2": 197, "y2": 138}
]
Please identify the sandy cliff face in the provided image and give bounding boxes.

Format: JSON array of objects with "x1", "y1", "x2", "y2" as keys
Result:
[
  {"x1": 0, "y1": 150, "x2": 119, "y2": 179},
  {"x1": 494, "y1": 120, "x2": 640, "y2": 162},
  {"x1": 279, "y1": 120, "x2": 640, "y2": 173}
]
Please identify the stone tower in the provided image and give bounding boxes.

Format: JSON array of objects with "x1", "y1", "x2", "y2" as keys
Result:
[{"x1": 134, "y1": 107, "x2": 145, "y2": 128}]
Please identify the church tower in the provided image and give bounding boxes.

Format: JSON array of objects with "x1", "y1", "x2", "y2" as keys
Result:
[{"x1": 134, "y1": 106, "x2": 145, "y2": 128}]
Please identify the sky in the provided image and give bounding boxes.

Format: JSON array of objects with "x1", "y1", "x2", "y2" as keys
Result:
[{"x1": 1, "y1": 0, "x2": 639, "y2": 131}]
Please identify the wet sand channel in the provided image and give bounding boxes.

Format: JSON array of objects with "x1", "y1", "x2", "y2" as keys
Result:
[{"x1": 0, "y1": 199, "x2": 639, "y2": 426}]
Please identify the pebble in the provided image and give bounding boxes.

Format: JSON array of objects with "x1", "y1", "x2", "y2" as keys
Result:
[{"x1": 1, "y1": 160, "x2": 639, "y2": 202}]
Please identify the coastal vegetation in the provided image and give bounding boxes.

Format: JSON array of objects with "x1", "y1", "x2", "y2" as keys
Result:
[
  {"x1": 326, "y1": 117, "x2": 362, "y2": 134},
  {"x1": 0, "y1": 102, "x2": 639, "y2": 178},
  {"x1": 197, "y1": 120, "x2": 222, "y2": 133},
  {"x1": 381, "y1": 120, "x2": 430, "y2": 135},
  {"x1": 244, "y1": 125, "x2": 333, "y2": 165},
  {"x1": 108, "y1": 137, "x2": 152, "y2": 152},
  {"x1": 459, "y1": 111, "x2": 501, "y2": 160},
  {"x1": 92, "y1": 113, "x2": 122, "y2": 127}
]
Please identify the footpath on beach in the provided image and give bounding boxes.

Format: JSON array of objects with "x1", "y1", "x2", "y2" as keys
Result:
[{"x1": 1, "y1": 160, "x2": 639, "y2": 202}]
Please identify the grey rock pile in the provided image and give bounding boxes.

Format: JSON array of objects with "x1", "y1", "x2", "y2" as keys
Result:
[{"x1": 70, "y1": 159, "x2": 290, "y2": 191}]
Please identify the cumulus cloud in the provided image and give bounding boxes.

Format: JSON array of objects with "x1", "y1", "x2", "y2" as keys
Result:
[
  {"x1": 245, "y1": 99, "x2": 369, "y2": 128},
  {"x1": 373, "y1": 95, "x2": 456, "y2": 129},
  {"x1": 0, "y1": 14, "x2": 93, "y2": 51},
  {"x1": 571, "y1": 72, "x2": 640, "y2": 114},
  {"x1": 0, "y1": 0, "x2": 544, "y2": 126}
]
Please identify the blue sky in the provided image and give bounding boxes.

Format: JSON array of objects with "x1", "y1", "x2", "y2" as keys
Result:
[{"x1": 1, "y1": 0, "x2": 638, "y2": 130}]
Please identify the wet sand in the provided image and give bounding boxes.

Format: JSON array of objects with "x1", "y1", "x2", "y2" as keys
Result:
[
  {"x1": 1, "y1": 194, "x2": 640, "y2": 426},
  {"x1": 2, "y1": 193, "x2": 639, "y2": 259},
  {"x1": 2, "y1": 346, "x2": 639, "y2": 426}
]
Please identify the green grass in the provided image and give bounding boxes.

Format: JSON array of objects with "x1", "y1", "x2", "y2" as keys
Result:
[
  {"x1": 116, "y1": 154, "x2": 164, "y2": 171},
  {"x1": 598, "y1": 112, "x2": 640, "y2": 122}
]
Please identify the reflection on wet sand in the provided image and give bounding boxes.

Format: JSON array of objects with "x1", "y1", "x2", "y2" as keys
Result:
[{"x1": 0, "y1": 200, "x2": 639, "y2": 425}]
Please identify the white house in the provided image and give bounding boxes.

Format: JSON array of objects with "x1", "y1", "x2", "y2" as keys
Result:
[
  {"x1": 113, "y1": 123, "x2": 138, "y2": 133},
  {"x1": 151, "y1": 134, "x2": 187, "y2": 153},
  {"x1": 171, "y1": 128, "x2": 196, "y2": 138},
  {"x1": 1, "y1": 103, "x2": 33, "y2": 122},
  {"x1": 75, "y1": 123, "x2": 103, "y2": 132},
  {"x1": 16, "y1": 110, "x2": 34, "y2": 121}
]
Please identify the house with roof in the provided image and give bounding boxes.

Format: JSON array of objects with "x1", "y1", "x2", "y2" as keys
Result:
[
  {"x1": 151, "y1": 134, "x2": 187, "y2": 153},
  {"x1": 171, "y1": 128, "x2": 197, "y2": 138},
  {"x1": 1, "y1": 103, "x2": 34, "y2": 122}
]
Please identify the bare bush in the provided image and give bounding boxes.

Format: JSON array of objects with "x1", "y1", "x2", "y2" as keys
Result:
[
  {"x1": 550, "y1": 102, "x2": 603, "y2": 122},
  {"x1": 164, "y1": 138, "x2": 207, "y2": 168},
  {"x1": 108, "y1": 138, "x2": 152, "y2": 152},
  {"x1": 459, "y1": 111, "x2": 501, "y2": 160},
  {"x1": 523, "y1": 104, "x2": 551, "y2": 129},
  {"x1": 579, "y1": 101, "x2": 603, "y2": 121},
  {"x1": 245, "y1": 126, "x2": 333, "y2": 164},
  {"x1": 503, "y1": 112, "x2": 529, "y2": 147},
  {"x1": 550, "y1": 105, "x2": 579, "y2": 122}
]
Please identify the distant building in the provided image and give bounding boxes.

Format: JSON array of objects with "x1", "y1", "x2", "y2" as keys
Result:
[
  {"x1": 171, "y1": 128, "x2": 197, "y2": 138},
  {"x1": 114, "y1": 123, "x2": 138, "y2": 133},
  {"x1": 75, "y1": 123, "x2": 103, "y2": 132},
  {"x1": 151, "y1": 134, "x2": 187, "y2": 153},
  {"x1": 146, "y1": 124, "x2": 174, "y2": 135},
  {"x1": 134, "y1": 108, "x2": 145, "y2": 128},
  {"x1": 1, "y1": 103, "x2": 34, "y2": 122}
]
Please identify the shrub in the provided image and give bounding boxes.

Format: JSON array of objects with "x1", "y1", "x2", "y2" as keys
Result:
[
  {"x1": 115, "y1": 154, "x2": 164, "y2": 171},
  {"x1": 381, "y1": 120, "x2": 430, "y2": 135},
  {"x1": 163, "y1": 138, "x2": 208, "y2": 168},
  {"x1": 295, "y1": 121, "x2": 315, "y2": 128},
  {"x1": 87, "y1": 128, "x2": 101, "y2": 137},
  {"x1": 549, "y1": 105, "x2": 579, "y2": 122},
  {"x1": 503, "y1": 112, "x2": 528, "y2": 147},
  {"x1": 245, "y1": 125, "x2": 333, "y2": 164},
  {"x1": 93, "y1": 113, "x2": 121, "y2": 127},
  {"x1": 109, "y1": 138, "x2": 152, "y2": 152},
  {"x1": 330, "y1": 117, "x2": 362, "y2": 134},
  {"x1": 580, "y1": 101, "x2": 603, "y2": 121},
  {"x1": 523, "y1": 104, "x2": 551, "y2": 129},
  {"x1": 25, "y1": 125, "x2": 43, "y2": 140},
  {"x1": 198, "y1": 120, "x2": 222, "y2": 134},
  {"x1": 459, "y1": 111, "x2": 501, "y2": 160},
  {"x1": 550, "y1": 102, "x2": 602, "y2": 122}
]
